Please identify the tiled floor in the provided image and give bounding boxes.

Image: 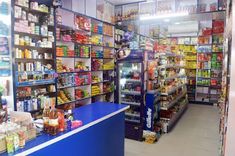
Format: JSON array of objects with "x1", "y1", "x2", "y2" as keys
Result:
[{"x1": 125, "y1": 104, "x2": 220, "y2": 156}]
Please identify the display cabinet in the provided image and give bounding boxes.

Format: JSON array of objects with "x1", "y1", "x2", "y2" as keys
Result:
[
  {"x1": 55, "y1": 7, "x2": 115, "y2": 107},
  {"x1": 116, "y1": 52, "x2": 144, "y2": 141},
  {"x1": 13, "y1": 0, "x2": 56, "y2": 116}
]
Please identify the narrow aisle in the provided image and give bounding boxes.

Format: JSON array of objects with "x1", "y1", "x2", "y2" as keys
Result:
[{"x1": 125, "y1": 104, "x2": 220, "y2": 156}]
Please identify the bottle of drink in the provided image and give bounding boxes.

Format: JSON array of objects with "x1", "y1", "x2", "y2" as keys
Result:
[
  {"x1": 48, "y1": 102, "x2": 58, "y2": 135},
  {"x1": 42, "y1": 102, "x2": 50, "y2": 133},
  {"x1": 58, "y1": 110, "x2": 65, "y2": 132}
]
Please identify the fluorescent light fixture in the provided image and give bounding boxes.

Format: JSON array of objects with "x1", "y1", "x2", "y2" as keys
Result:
[
  {"x1": 164, "y1": 19, "x2": 170, "y2": 22},
  {"x1": 140, "y1": 12, "x2": 189, "y2": 21},
  {"x1": 174, "y1": 22, "x2": 180, "y2": 25}
]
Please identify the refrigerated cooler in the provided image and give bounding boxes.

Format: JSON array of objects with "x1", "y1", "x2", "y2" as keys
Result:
[{"x1": 116, "y1": 50, "x2": 145, "y2": 141}]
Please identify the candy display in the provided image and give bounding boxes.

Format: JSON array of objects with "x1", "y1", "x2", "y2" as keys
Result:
[
  {"x1": 57, "y1": 89, "x2": 73, "y2": 105},
  {"x1": 75, "y1": 45, "x2": 90, "y2": 58},
  {"x1": 103, "y1": 60, "x2": 114, "y2": 70},
  {"x1": 75, "y1": 15, "x2": 91, "y2": 31},
  {"x1": 91, "y1": 35, "x2": 102, "y2": 46},
  {"x1": 75, "y1": 73, "x2": 91, "y2": 86},
  {"x1": 103, "y1": 48, "x2": 114, "y2": 58},
  {"x1": 57, "y1": 59, "x2": 73, "y2": 73},
  {"x1": 75, "y1": 61, "x2": 89, "y2": 72},
  {"x1": 91, "y1": 85, "x2": 102, "y2": 96},
  {"x1": 91, "y1": 21, "x2": 103, "y2": 34},
  {"x1": 91, "y1": 48, "x2": 103, "y2": 58},
  {"x1": 56, "y1": 45, "x2": 74, "y2": 57},
  {"x1": 61, "y1": 30, "x2": 74, "y2": 42},
  {"x1": 58, "y1": 73, "x2": 75, "y2": 88},
  {"x1": 74, "y1": 32, "x2": 90, "y2": 44},
  {"x1": 103, "y1": 24, "x2": 113, "y2": 37},
  {"x1": 75, "y1": 88, "x2": 90, "y2": 100},
  {"x1": 55, "y1": 5, "x2": 115, "y2": 105},
  {"x1": 92, "y1": 75, "x2": 102, "y2": 84},
  {"x1": 92, "y1": 59, "x2": 103, "y2": 71}
]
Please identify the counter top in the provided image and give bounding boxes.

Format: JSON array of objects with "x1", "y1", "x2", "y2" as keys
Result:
[{"x1": 2, "y1": 102, "x2": 129, "y2": 156}]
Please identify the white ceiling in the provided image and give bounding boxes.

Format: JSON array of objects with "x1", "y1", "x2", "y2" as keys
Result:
[{"x1": 107, "y1": 0, "x2": 146, "y2": 5}]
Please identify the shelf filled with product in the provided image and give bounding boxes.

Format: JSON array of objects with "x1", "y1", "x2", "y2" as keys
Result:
[
  {"x1": 144, "y1": 41, "x2": 163, "y2": 141},
  {"x1": 114, "y1": 0, "x2": 226, "y2": 25},
  {"x1": 13, "y1": 0, "x2": 56, "y2": 114},
  {"x1": 55, "y1": 7, "x2": 115, "y2": 106},
  {"x1": 195, "y1": 19, "x2": 224, "y2": 104},
  {"x1": 210, "y1": 20, "x2": 224, "y2": 103},
  {"x1": 156, "y1": 37, "x2": 188, "y2": 133}
]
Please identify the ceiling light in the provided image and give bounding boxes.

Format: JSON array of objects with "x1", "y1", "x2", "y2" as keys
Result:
[
  {"x1": 140, "y1": 12, "x2": 189, "y2": 21},
  {"x1": 174, "y1": 22, "x2": 180, "y2": 25},
  {"x1": 164, "y1": 19, "x2": 170, "y2": 22}
]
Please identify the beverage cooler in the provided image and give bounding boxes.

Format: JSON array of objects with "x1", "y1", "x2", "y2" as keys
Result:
[{"x1": 115, "y1": 49, "x2": 145, "y2": 141}]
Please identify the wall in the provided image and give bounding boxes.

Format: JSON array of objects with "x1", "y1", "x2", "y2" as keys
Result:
[{"x1": 61, "y1": 0, "x2": 114, "y2": 23}]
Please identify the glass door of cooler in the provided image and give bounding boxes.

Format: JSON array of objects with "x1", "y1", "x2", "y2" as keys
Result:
[{"x1": 118, "y1": 62, "x2": 142, "y2": 124}]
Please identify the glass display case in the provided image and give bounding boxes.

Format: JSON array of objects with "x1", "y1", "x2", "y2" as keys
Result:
[
  {"x1": 118, "y1": 62, "x2": 142, "y2": 123},
  {"x1": 116, "y1": 60, "x2": 144, "y2": 141}
]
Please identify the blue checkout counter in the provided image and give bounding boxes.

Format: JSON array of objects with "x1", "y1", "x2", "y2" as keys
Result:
[{"x1": 2, "y1": 102, "x2": 129, "y2": 156}]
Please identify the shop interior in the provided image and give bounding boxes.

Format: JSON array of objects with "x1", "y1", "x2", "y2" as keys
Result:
[{"x1": 0, "y1": 0, "x2": 234, "y2": 156}]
